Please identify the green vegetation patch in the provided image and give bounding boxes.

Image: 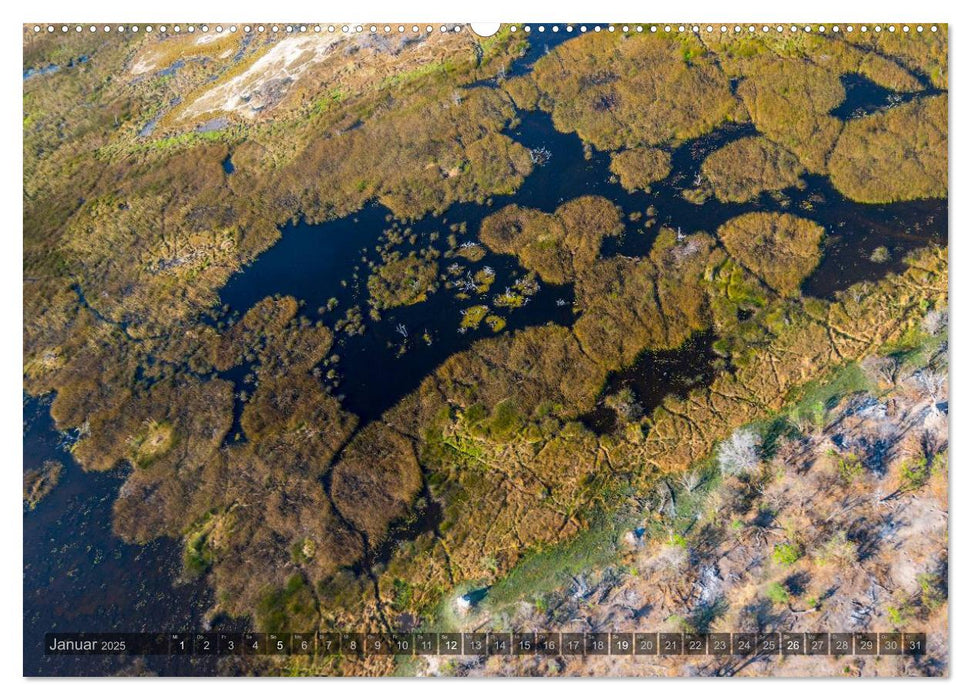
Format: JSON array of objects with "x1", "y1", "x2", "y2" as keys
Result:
[
  {"x1": 736, "y1": 59, "x2": 846, "y2": 173},
  {"x1": 479, "y1": 195, "x2": 624, "y2": 284},
  {"x1": 256, "y1": 574, "x2": 319, "y2": 633},
  {"x1": 767, "y1": 581, "x2": 790, "y2": 604},
  {"x1": 183, "y1": 525, "x2": 216, "y2": 578},
  {"x1": 127, "y1": 419, "x2": 176, "y2": 468},
  {"x1": 609, "y1": 147, "x2": 672, "y2": 193},
  {"x1": 367, "y1": 250, "x2": 440, "y2": 310},
  {"x1": 828, "y1": 95, "x2": 947, "y2": 203},
  {"x1": 717, "y1": 212, "x2": 825, "y2": 296},
  {"x1": 460, "y1": 305, "x2": 490, "y2": 330},
  {"x1": 772, "y1": 542, "x2": 803, "y2": 566},
  {"x1": 531, "y1": 31, "x2": 737, "y2": 151},
  {"x1": 702, "y1": 136, "x2": 805, "y2": 202},
  {"x1": 485, "y1": 509, "x2": 630, "y2": 611}
]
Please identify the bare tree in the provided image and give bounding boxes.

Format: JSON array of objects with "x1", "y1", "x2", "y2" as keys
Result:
[
  {"x1": 655, "y1": 543, "x2": 688, "y2": 574},
  {"x1": 922, "y1": 307, "x2": 948, "y2": 336},
  {"x1": 861, "y1": 355, "x2": 899, "y2": 386},
  {"x1": 912, "y1": 369, "x2": 946, "y2": 409},
  {"x1": 679, "y1": 469, "x2": 702, "y2": 493},
  {"x1": 569, "y1": 575, "x2": 590, "y2": 600},
  {"x1": 716, "y1": 428, "x2": 762, "y2": 477}
]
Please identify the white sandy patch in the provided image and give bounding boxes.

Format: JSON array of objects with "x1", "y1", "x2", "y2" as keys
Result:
[
  {"x1": 194, "y1": 32, "x2": 222, "y2": 46},
  {"x1": 130, "y1": 57, "x2": 156, "y2": 75},
  {"x1": 181, "y1": 34, "x2": 346, "y2": 119},
  {"x1": 129, "y1": 33, "x2": 238, "y2": 75}
]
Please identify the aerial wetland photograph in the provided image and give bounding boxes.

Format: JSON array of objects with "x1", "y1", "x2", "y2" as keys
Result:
[{"x1": 22, "y1": 20, "x2": 948, "y2": 677}]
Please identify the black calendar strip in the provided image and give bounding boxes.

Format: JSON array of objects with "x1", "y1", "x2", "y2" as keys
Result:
[{"x1": 44, "y1": 632, "x2": 925, "y2": 657}]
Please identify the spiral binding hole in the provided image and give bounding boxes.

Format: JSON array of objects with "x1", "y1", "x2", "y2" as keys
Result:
[{"x1": 25, "y1": 21, "x2": 943, "y2": 40}]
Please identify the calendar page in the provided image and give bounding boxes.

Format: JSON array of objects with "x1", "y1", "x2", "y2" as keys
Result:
[{"x1": 22, "y1": 19, "x2": 948, "y2": 678}]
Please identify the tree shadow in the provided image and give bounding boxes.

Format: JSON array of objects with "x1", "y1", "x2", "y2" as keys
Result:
[
  {"x1": 688, "y1": 595, "x2": 728, "y2": 634},
  {"x1": 784, "y1": 571, "x2": 811, "y2": 597}
]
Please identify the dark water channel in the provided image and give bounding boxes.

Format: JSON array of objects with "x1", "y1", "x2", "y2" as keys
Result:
[
  {"x1": 831, "y1": 73, "x2": 943, "y2": 120},
  {"x1": 22, "y1": 395, "x2": 245, "y2": 676},
  {"x1": 220, "y1": 101, "x2": 944, "y2": 427},
  {"x1": 579, "y1": 330, "x2": 722, "y2": 435}
]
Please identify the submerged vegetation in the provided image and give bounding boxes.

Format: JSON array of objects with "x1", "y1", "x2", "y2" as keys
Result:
[
  {"x1": 23, "y1": 23, "x2": 947, "y2": 676},
  {"x1": 23, "y1": 460, "x2": 63, "y2": 510}
]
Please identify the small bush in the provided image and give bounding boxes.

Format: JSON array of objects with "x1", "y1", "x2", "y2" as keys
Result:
[
  {"x1": 767, "y1": 581, "x2": 790, "y2": 605},
  {"x1": 900, "y1": 456, "x2": 931, "y2": 492},
  {"x1": 869, "y1": 246, "x2": 890, "y2": 263},
  {"x1": 917, "y1": 572, "x2": 947, "y2": 611},
  {"x1": 815, "y1": 532, "x2": 857, "y2": 567},
  {"x1": 773, "y1": 542, "x2": 802, "y2": 566},
  {"x1": 837, "y1": 452, "x2": 865, "y2": 484},
  {"x1": 887, "y1": 605, "x2": 909, "y2": 627}
]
